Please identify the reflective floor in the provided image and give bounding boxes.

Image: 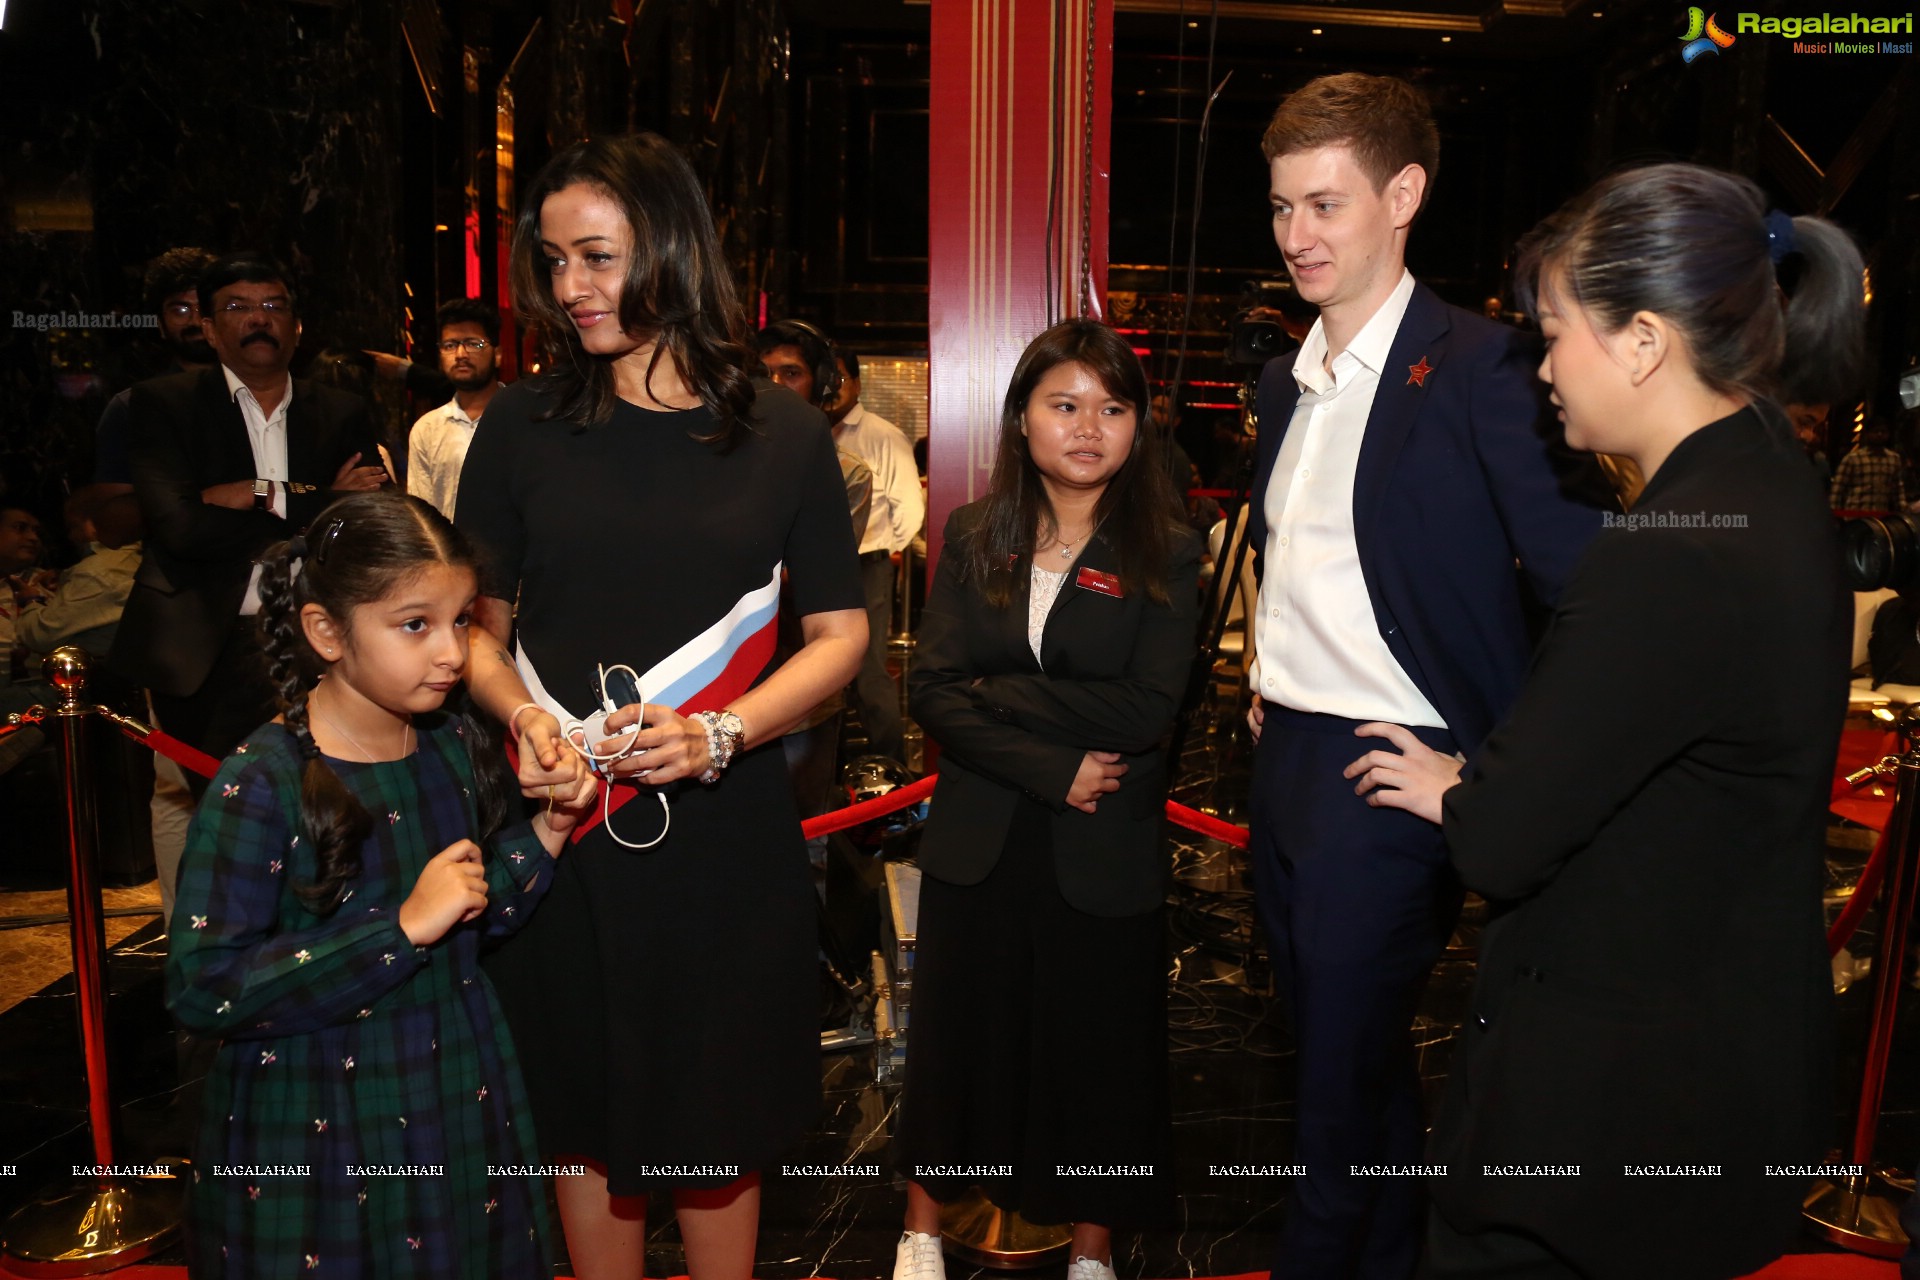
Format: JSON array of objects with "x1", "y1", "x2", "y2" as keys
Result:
[{"x1": 0, "y1": 708, "x2": 1910, "y2": 1277}]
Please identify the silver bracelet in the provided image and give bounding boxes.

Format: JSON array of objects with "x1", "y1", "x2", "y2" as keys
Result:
[{"x1": 691, "y1": 710, "x2": 745, "y2": 784}]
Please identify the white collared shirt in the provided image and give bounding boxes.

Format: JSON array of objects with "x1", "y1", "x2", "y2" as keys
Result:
[
  {"x1": 407, "y1": 390, "x2": 495, "y2": 520},
  {"x1": 223, "y1": 364, "x2": 292, "y2": 616},
  {"x1": 1252, "y1": 269, "x2": 1446, "y2": 729},
  {"x1": 834, "y1": 403, "x2": 924, "y2": 556}
]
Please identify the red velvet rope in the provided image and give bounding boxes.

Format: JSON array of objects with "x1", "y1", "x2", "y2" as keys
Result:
[
  {"x1": 1164, "y1": 799, "x2": 1252, "y2": 848},
  {"x1": 799, "y1": 774, "x2": 937, "y2": 839},
  {"x1": 1828, "y1": 823, "x2": 1892, "y2": 957},
  {"x1": 119, "y1": 728, "x2": 1261, "y2": 850},
  {"x1": 127, "y1": 725, "x2": 221, "y2": 780},
  {"x1": 800, "y1": 779, "x2": 1252, "y2": 847},
  {"x1": 116, "y1": 727, "x2": 1881, "y2": 936}
]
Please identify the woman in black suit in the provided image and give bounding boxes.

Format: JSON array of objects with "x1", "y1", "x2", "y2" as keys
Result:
[
  {"x1": 1343, "y1": 164, "x2": 1865, "y2": 1278},
  {"x1": 893, "y1": 320, "x2": 1201, "y2": 1280}
]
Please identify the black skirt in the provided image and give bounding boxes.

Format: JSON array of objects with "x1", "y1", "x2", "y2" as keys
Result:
[{"x1": 893, "y1": 796, "x2": 1174, "y2": 1228}]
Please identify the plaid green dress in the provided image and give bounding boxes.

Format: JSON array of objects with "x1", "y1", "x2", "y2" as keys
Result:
[{"x1": 166, "y1": 716, "x2": 558, "y2": 1278}]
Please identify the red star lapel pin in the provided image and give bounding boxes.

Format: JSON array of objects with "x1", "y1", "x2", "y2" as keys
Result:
[{"x1": 1407, "y1": 357, "x2": 1434, "y2": 388}]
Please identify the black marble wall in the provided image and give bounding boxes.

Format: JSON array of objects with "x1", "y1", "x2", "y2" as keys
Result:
[
  {"x1": 85, "y1": 0, "x2": 407, "y2": 357},
  {"x1": 0, "y1": 0, "x2": 415, "y2": 510}
]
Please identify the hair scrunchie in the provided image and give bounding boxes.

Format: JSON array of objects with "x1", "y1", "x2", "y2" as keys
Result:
[
  {"x1": 1764, "y1": 209, "x2": 1799, "y2": 266},
  {"x1": 287, "y1": 532, "x2": 310, "y2": 580}
]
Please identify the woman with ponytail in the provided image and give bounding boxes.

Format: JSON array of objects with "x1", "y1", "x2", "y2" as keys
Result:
[
  {"x1": 1341, "y1": 165, "x2": 1865, "y2": 1276},
  {"x1": 165, "y1": 490, "x2": 596, "y2": 1279}
]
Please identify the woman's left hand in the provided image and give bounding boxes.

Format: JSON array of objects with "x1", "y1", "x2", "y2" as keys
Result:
[
  {"x1": 1342, "y1": 722, "x2": 1465, "y2": 826},
  {"x1": 532, "y1": 768, "x2": 600, "y2": 849},
  {"x1": 599, "y1": 702, "x2": 713, "y2": 786}
]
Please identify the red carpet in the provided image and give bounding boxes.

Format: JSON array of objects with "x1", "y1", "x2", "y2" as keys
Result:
[
  {"x1": 1, "y1": 1258, "x2": 1902, "y2": 1279},
  {"x1": 1742, "y1": 1262, "x2": 1902, "y2": 1280}
]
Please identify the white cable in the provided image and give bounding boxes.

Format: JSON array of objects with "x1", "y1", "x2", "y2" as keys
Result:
[{"x1": 558, "y1": 663, "x2": 671, "y2": 851}]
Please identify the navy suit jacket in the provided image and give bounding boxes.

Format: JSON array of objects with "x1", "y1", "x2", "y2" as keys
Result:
[{"x1": 1248, "y1": 281, "x2": 1608, "y2": 753}]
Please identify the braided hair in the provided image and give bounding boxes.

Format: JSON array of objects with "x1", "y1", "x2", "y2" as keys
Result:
[{"x1": 255, "y1": 491, "x2": 512, "y2": 915}]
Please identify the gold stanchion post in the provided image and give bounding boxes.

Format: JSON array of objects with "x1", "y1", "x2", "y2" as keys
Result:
[
  {"x1": 937, "y1": 1191, "x2": 1073, "y2": 1271},
  {"x1": 0, "y1": 647, "x2": 184, "y2": 1275},
  {"x1": 1803, "y1": 703, "x2": 1920, "y2": 1256}
]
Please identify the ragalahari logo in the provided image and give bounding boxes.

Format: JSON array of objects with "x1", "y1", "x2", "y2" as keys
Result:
[{"x1": 1681, "y1": 7, "x2": 1738, "y2": 61}]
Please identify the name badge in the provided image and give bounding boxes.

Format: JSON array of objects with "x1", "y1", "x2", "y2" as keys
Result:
[{"x1": 1075, "y1": 566, "x2": 1123, "y2": 598}]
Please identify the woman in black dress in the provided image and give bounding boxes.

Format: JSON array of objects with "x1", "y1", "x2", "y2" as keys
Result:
[
  {"x1": 894, "y1": 320, "x2": 1201, "y2": 1280},
  {"x1": 456, "y1": 134, "x2": 866, "y2": 1280},
  {"x1": 1342, "y1": 165, "x2": 1864, "y2": 1276}
]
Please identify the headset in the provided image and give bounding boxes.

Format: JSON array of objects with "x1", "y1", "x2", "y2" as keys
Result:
[{"x1": 756, "y1": 318, "x2": 843, "y2": 408}]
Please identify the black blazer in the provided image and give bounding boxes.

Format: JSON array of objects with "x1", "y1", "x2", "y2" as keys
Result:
[
  {"x1": 1427, "y1": 406, "x2": 1848, "y2": 1276},
  {"x1": 1248, "y1": 282, "x2": 1608, "y2": 753},
  {"x1": 113, "y1": 367, "x2": 377, "y2": 697},
  {"x1": 908, "y1": 502, "x2": 1203, "y2": 917}
]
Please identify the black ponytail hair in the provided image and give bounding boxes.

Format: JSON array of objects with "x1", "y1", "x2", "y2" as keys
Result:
[
  {"x1": 255, "y1": 490, "x2": 514, "y2": 916},
  {"x1": 1515, "y1": 163, "x2": 1867, "y2": 408}
]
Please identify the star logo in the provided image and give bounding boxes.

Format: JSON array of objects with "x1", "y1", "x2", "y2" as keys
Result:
[{"x1": 1407, "y1": 357, "x2": 1434, "y2": 388}]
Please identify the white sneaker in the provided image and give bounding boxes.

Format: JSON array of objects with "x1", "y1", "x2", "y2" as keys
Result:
[
  {"x1": 894, "y1": 1231, "x2": 947, "y2": 1280},
  {"x1": 1067, "y1": 1257, "x2": 1118, "y2": 1280}
]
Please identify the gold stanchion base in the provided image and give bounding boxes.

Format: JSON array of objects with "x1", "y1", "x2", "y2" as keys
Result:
[
  {"x1": 1803, "y1": 1171, "x2": 1912, "y2": 1258},
  {"x1": 0, "y1": 1175, "x2": 186, "y2": 1277},
  {"x1": 938, "y1": 1188, "x2": 1073, "y2": 1271}
]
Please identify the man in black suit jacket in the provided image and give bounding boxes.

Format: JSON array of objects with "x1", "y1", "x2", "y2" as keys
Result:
[
  {"x1": 1242, "y1": 76, "x2": 1607, "y2": 1277},
  {"x1": 112, "y1": 252, "x2": 386, "y2": 794}
]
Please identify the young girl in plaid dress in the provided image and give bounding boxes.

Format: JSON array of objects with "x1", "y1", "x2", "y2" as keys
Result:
[{"x1": 166, "y1": 491, "x2": 596, "y2": 1278}]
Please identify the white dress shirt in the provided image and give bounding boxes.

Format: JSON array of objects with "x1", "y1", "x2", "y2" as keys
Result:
[
  {"x1": 1252, "y1": 269, "x2": 1446, "y2": 729},
  {"x1": 224, "y1": 365, "x2": 291, "y2": 616},
  {"x1": 834, "y1": 403, "x2": 925, "y2": 555},
  {"x1": 408, "y1": 390, "x2": 494, "y2": 520}
]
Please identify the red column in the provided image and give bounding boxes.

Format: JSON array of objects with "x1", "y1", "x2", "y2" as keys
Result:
[{"x1": 925, "y1": 0, "x2": 1113, "y2": 571}]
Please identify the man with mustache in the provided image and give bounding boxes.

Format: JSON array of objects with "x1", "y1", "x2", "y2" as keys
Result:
[
  {"x1": 406, "y1": 298, "x2": 506, "y2": 519},
  {"x1": 112, "y1": 251, "x2": 386, "y2": 795}
]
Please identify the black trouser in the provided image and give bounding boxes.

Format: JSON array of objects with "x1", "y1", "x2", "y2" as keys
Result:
[
  {"x1": 1250, "y1": 707, "x2": 1462, "y2": 1280},
  {"x1": 150, "y1": 616, "x2": 277, "y2": 799},
  {"x1": 847, "y1": 549, "x2": 904, "y2": 761}
]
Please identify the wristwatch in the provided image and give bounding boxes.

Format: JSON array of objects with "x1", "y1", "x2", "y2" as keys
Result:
[
  {"x1": 692, "y1": 710, "x2": 746, "y2": 784},
  {"x1": 252, "y1": 478, "x2": 272, "y2": 512}
]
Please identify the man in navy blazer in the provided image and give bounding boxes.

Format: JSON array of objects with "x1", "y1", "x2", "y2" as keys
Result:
[{"x1": 1242, "y1": 75, "x2": 1606, "y2": 1277}]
